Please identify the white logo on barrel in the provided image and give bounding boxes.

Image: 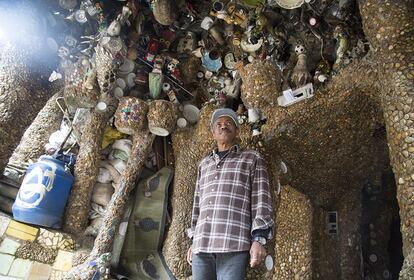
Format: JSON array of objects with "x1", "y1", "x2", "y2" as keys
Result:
[{"x1": 16, "y1": 162, "x2": 56, "y2": 208}]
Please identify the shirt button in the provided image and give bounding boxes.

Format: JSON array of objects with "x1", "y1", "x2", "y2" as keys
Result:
[
  {"x1": 211, "y1": 188, "x2": 215, "y2": 191},
  {"x1": 217, "y1": 165, "x2": 220, "y2": 168},
  {"x1": 206, "y1": 215, "x2": 210, "y2": 220},
  {"x1": 208, "y1": 200, "x2": 212, "y2": 204},
  {"x1": 214, "y1": 176, "x2": 218, "y2": 179}
]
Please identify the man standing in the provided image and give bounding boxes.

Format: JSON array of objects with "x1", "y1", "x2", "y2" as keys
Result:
[{"x1": 186, "y1": 108, "x2": 274, "y2": 280}]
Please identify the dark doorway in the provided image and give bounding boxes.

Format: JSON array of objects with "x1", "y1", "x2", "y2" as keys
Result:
[{"x1": 361, "y1": 169, "x2": 403, "y2": 279}]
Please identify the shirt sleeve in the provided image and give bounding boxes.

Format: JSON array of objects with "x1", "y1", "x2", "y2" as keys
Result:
[
  {"x1": 252, "y1": 228, "x2": 272, "y2": 239},
  {"x1": 186, "y1": 163, "x2": 201, "y2": 240},
  {"x1": 250, "y1": 153, "x2": 275, "y2": 240}
]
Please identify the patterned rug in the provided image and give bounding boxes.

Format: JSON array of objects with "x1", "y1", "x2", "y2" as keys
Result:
[{"x1": 120, "y1": 167, "x2": 175, "y2": 280}]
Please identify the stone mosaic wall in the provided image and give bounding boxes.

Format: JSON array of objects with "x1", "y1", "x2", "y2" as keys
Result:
[
  {"x1": 273, "y1": 186, "x2": 312, "y2": 280},
  {"x1": 0, "y1": 0, "x2": 412, "y2": 278},
  {"x1": 0, "y1": 1, "x2": 59, "y2": 174}
]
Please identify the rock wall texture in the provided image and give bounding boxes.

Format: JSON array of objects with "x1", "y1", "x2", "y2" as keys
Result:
[
  {"x1": 0, "y1": 45, "x2": 56, "y2": 173},
  {"x1": 0, "y1": 1, "x2": 57, "y2": 173},
  {"x1": 0, "y1": 0, "x2": 413, "y2": 278},
  {"x1": 273, "y1": 186, "x2": 312, "y2": 280},
  {"x1": 63, "y1": 96, "x2": 118, "y2": 235},
  {"x1": 357, "y1": 1, "x2": 414, "y2": 278},
  {"x1": 8, "y1": 90, "x2": 64, "y2": 166},
  {"x1": 338, "y1": 188, "x2": 363, "y2": 279},
  {"x1": 163, "y1": 0, "x2": 414, "y2": 278},
  {"x1": 312, "y1": 206, "x2": 340, "y2": 279}
]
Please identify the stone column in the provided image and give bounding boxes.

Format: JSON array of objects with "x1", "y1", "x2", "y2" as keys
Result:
[
  {"x1": 0, "y1": 1, "x2": 57, "y2": 173},
  {"x1": 8, "y1": 90, "x2": 64, "y2": 166},
  {"x1": 359, "y1": 0, "x2": 414, "y2": 259},
  {"x1": 162, "y1": 125, "x2": 213, "y2": 278},
  {"x1": 66, "y1": 131, "x2": 155, "y2": 279},
  {"x1": 273, "y1": 186, "x2": 313, "y2": 280},
  {"x1": 63, "y1": 96, "x2": 118, "y2": 234}
]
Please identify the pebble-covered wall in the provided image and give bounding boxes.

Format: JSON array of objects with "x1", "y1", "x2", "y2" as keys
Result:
[
  {"x1": 0, "y1": 0, "x2": 413, "y2": 278},
  {"x1": 0, "y1": 53, "x2": 56, "y2": 171},
  {"x1": 273, "y1": 186, "x2": 312, "y2": 280},
  {"x1": 357, "y1": 1, "x2": 414, "y2": 278},
  {"x1": 160, "y1": 0, "x2": 414, "y2": 274},
  {"x1": 8, "y1": 91, "x2": 64, "y2": 167}
]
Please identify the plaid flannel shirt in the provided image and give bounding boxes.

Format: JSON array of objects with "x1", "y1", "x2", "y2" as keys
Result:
[{"x1": 188, "y1": 145, "x2": 274, "y2": 253}]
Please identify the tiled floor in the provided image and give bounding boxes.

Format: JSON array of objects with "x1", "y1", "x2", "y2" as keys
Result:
[
  {"x1": 8, "y1": 258, "x2": 33, "y2": 278},
  {"x1": 0, "y1": 253, "x2": 15, "y2": 275},
  {"x1": 27, "y1": 262, "x2": 52, "y2": 280},
  {"x1": 5, "y1": 221, "x2": 38, "y2": 242},
  {"x1": 0, "y1": 215, "x2": 77, "y2": 279},
  {"x1": 52, "y1": 250, "x2": 73, "y2": 272},
  {"x1": 0, "y1": 214, "x2": 10, "y2": 237},
  {"x1": 0, "y1": 238, "x2": 20, "y2": 255}
]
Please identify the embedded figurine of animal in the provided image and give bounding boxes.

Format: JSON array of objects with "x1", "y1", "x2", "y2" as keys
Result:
[{"x1": 290, "y1": 44, "x2": 311, "y2": 88}]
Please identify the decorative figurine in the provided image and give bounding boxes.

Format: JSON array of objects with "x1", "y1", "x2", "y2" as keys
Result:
[
  {"x1": 313, "y1": 60, "x2": 331, "y2": 84},
  {"x1": 290, "y1": 44, "x2": 311, "y2": 88},
  {"x1": 333, "y1": 25, "x2": 349, "y2": 71},
  {"x1": 107, "y1": 19, "x2": 121, "y2": 37},
  {"x1": 165, "y1": 58, "x2": 182, "y2": 82},
  {"x1": 144, "y1": 39, "x2": 159, "y2": 63},
  {"x1": 201, "y1": 49, "x2": 223, "y2": 72},
  {"x1": 176, "y1": 32, "x2": 197, "y2": 54}
]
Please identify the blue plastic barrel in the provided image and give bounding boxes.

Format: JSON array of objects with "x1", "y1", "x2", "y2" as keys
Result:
[{"x1": 12, "y1": 155, "x2": 74, "y2": 228}]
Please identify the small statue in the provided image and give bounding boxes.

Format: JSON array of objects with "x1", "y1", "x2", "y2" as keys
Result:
[
  {"x1": 333, "y1": 25, "x2": 349, "y2": 71},
  {"x1": 314, "y1": 60, "x2": 331, "y2": 84},
  {"x1": 107, "y1": 19, "x2": 121, "y2": 36},
  {"x1": 165, "y1": 58, "x2": 182, "y2": 82},
  {"x1": 119, "y1": 6, "x2": 132, "y2": 26},
  {"x1": 290, "y1": 44, "x2": 311, "y2": 88},
  {"x1": 107, "y1": 5, "x2": 132, "y2": 37},
  {"x1": 201, "y1": 49, "x2": 223, "y2": 72}
]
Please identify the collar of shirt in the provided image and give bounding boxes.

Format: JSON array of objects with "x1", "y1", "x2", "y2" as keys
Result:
[{"x1": 209, "y1": 144, "x2": 241, "y2": 161}]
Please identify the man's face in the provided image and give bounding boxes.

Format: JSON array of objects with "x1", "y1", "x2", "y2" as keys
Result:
[{"x1": 212, "y1": 116, "x2": 239, "y2": 144}]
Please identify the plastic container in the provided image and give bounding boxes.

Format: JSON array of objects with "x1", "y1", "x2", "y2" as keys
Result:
[{"x1": 12, "y1": 156, "x2": 74, "y2": 228}]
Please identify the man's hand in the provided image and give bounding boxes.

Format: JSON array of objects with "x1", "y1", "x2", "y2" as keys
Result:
[
  {"x1": 249, "y1": 241, "x2": 266, "y2": 268},
  {"x1": 186, "y1": 246, "x2": 193, "y2": 265}
]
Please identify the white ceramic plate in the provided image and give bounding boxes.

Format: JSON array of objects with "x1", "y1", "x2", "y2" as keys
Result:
[
  {"x1": 265, "y1": 255, "x2": 274, "y2": 271},
  {"x1": 119, "y1": 59, "x2": 135, "y2": 73},
  {"x1": 276, "y1": 0, "x2": 304, "y2": 9},
  {"x1": 183, "y1": 104, "x2": 200, "y2": 124}
]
